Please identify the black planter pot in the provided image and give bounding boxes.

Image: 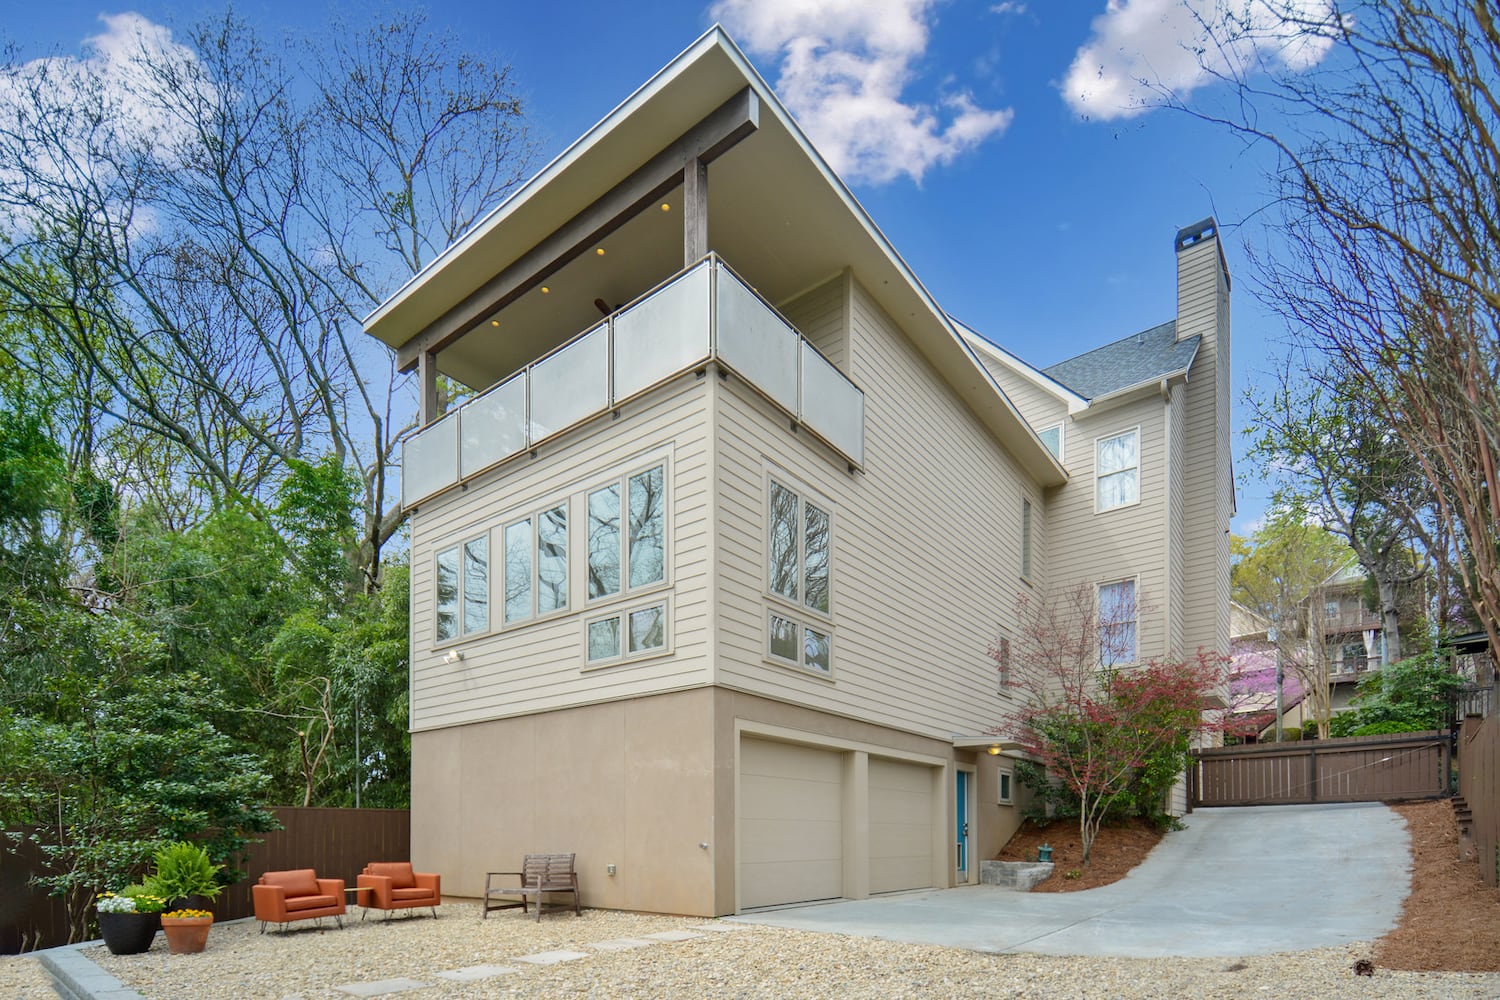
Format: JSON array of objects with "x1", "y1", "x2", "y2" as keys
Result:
[{"x1": 98, "y1": 911, "x2": 161, "y2": 955}]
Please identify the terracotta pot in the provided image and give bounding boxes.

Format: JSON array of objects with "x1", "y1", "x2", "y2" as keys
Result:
[
  {"x1": 98, "y1": 911, "x2": 160, "y2": 955},
  {"x1": 160, "y1": 914, "x2": 213, "y2": 954}
]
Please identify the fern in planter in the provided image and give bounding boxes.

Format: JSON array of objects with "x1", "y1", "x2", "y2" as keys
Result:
[{"x1": 142, "y1": 842, "x2": 224, "y2": 907}]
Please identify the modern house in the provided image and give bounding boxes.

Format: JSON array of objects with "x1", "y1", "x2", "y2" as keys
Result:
[{"x1": 361, "y1": 27, "x2": 1232, "y2": 916}]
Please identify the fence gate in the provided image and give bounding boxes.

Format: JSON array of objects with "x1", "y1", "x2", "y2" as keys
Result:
[{"x1": 1190, "y1": 731, "x2": 1450, "y2": 808}]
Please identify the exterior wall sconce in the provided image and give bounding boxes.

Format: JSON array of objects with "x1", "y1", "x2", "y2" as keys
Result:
[
  {"x1": 443, "y1": 650, "x2": 464, "y2": 665},
  {"x1": 987, "y1": 744, "x2": 1002, "y2": 756}
]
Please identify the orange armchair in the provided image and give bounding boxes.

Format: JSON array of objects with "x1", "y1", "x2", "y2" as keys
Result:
[
  {"x1": 356, "y1": 862, "x2": 441, "y2": 920},
  {"x1": 251, "y1": 868, "x2": 346, "y2": 933}
]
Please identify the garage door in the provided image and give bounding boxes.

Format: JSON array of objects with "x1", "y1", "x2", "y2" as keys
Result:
[
  {"x1": 739, "y1": 738, "x2": 843, "y2": 909},
  {"x1": 868, "y1": 757, "x2": 935, "y2": 894}
]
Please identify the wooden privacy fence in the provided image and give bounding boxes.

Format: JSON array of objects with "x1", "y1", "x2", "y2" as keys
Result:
[
  {"x1": 215, "y1": 807, "x2": 410, "y2": 922},
  {"x1": 1, "y1": 806, "x2": 409, "y2": 952},
  {"x1": 1190, "y1": 731, "x2": 1450, "y2": 808},
  {"x1": 1459, "y1": 713, "x2": 1500, "y2": 887}
]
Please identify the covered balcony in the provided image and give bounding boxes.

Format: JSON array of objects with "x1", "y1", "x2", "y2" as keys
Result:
[{"x1": 402, "y1": 254, "x2": 865, "y2": 507}]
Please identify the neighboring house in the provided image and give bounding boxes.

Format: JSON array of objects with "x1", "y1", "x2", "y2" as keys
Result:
[
  {"x1": 1321, "y1": 561, "x2": 1400, "y2": 713},
  {"x1": 1228, "y1": 601, "x2": 1307, "y2": 740},
  {"x1": 360, "y1": 28, "x2": 1232, "y2": 917}
]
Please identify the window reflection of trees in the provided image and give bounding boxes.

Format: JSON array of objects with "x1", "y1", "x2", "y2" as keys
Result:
[
  {"x1": 436, "y1": 547, "x2": 459, "y2": 641},
  {"x1": 628, "y1": 466, "x2": 664, "y2": 588},
  {"x1": 587, "y1": 484, "x2": 621, "y2": 599},
  {"x1": 504, "y1": 520, "x2": 531, "y2": 624},
  {"x1": 537, "y1": 506, "x2": 568, "y2": 613},
  {"x1": 463, "y1": 537, "x2": 488, "y2": 634},
  {"x1": 768, "y1": 482, "x2": 799, "y2": 602}
]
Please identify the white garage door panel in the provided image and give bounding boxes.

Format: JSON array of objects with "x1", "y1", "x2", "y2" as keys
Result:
[
  {"x1": 739, "y1": 739, "x2": 844, "y2": 909},
  {"x1": 868, "y1": 757, "x2": 934, "y2": 894}
]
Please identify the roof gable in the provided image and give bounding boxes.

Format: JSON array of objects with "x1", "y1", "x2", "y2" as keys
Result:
[{"x1": 1042, "y1": 321, "x2": 1200, "y2": 400}]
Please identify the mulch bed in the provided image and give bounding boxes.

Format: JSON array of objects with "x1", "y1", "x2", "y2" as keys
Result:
[
  {"x1": 995, "y1": 816, "x2": 1164, "y2": 891},
  {"x1": 1375, "y1": 799, "x2": 1500, "y2": 972}
]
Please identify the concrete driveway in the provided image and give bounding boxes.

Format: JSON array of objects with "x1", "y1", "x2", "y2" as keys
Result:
[{"x1": 731, "y1": 802, "x2": 1410, "y2": 957}]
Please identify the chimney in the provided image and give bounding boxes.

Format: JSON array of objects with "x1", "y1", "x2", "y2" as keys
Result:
[{"x1": 1174, "y1": 217, "x2": 1230, "y2": 344}]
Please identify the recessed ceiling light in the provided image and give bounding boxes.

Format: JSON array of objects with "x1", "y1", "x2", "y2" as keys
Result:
[
  {"x1": 490, "y1": 320, "x2": 500, "y2": 327},
  {"x1": 660, "y1": 203, "x2": 670, "y2": 212},
  {"x1": 540, "y1": 286, "x2": 550, "y2": 294},
  {"x1": 595, "y1": 247, "x2": 605, "y2": 256}
]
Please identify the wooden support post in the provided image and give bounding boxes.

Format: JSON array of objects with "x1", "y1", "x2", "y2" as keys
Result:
[
  {"x1": 1307, "y1": 745, "x2": 1318, "y2": 803},
  {"x1": 683, "y1": 157, "x2": 708, "y2": 264},
  {"x1": 418, "y1": 349, "x2": 439, "y2": 426}
]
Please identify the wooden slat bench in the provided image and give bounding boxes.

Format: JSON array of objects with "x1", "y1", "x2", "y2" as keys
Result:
[{"x1": 483, "y1": 853, "x2": 581, "y2": 922}]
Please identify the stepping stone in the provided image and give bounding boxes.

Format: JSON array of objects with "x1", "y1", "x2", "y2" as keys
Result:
[
  {"x1": 514, "y1": 950, "x2": 589, "y2": 965},
  {"x1": 690, "y1": 922, "x2": 750, "y2": 933},
  {"x1": 588, "y1": 938, "x2": 655, "y2": 952},
  {"x1": 642, "y1": 930, "x2": 706, "y2": 942},
  {"x1": 434, "y1": 965, "x2": 519, "y2": 982},
  {"x1": 334, "y1": 979, "x2": 430, "y2": 997}
]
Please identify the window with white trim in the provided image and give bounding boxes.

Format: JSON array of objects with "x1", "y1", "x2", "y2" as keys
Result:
[
  {"x1": 503, "y1": 503, "x2": 568, "y2": 625},
  {"x1": 587, "y1": 463, "x2": 666, "y2": 601},
  {"x1": 766, "y1": 475, "x2": 833, "y2": 675},
  {"x1": 768, "y1": 478, "x2": 830, "y2": 614},
  {"x1": 1098, "y1": 578, "x2": 1138, "y2": 667},
  {"x1": 436, "y1": 534, "x2": 488, "y2": 643},
  {"x1": 1037, "y1": 423, "x2": 1063, "y2": 461},
  {"x1": 997, "y1": 767, "x2": 1014, "y2": 805},
  {"x1": 585, "y1": 599, "x2": 669, "y2": 665},
  {"x1": 1096, "y1": 429, "x2": 1139, "y2": 511}
]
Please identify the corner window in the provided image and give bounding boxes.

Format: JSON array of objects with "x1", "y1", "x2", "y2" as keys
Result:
[
  {"x1": 504, "y1": 503, "x2": 569, "y2": 625},
  {"x1": 1324, "y1": 600, "x2": 1339, "y2": 621},
  {"x1": 997, "y1": 768, "x2": 1014, "y2": 805},
  {"x1": 587, "y1": 463, "x2": 666, "y2": 601},
  {"x1": 768, "y1": 611, "x2": 832, "y2": 675},
  {"x1": 436, "y1": 534, "x2": 488, "y2": 643},
  {"x1": 1096, "y1": 429, "x2": 1139, "y2": 511},
  {"x1": 1037, "y1": 423, "x2": 1063, "y2": 461},
  {"x1": 1098, "y1": 578, "x2": 1138, "y2": 667},
  {"x1": 584, "y1": 598, "x2": 669, "y2": 666},
  {"x1": 768, "y1": 477, "x2": 831, "y2": 615}
]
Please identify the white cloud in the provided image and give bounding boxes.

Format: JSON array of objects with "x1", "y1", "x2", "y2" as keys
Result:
[
  {"x1": 712, "y1": 0, "x2": 1013, "y2": 185},
  {"x1": 1062, "y1": 0, "x2": 1339, "y2": 120},
  {"x1": 0, "y1": 13, "x2": 207, "y2": 234},
  {"x1": 991, "y1": 3, "x2": 1028, "y2": 15}
]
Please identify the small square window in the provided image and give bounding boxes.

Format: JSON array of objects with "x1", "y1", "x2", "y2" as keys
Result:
[{"x1": 587, "y1": 617, "x2": 621, "y2": 662}]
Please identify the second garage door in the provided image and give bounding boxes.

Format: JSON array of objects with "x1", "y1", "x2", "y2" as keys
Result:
[
  {"x1": 738, "y1": 738, "x2": 844, "y2": 909},
  {"x1": 868, "y1": 756, "x2": 936, "y2": 894}
]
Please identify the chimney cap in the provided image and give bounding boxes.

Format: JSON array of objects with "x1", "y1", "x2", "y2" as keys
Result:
[{"x1": 1174, "y1": 217, "x2": 1218, "y2": 253}]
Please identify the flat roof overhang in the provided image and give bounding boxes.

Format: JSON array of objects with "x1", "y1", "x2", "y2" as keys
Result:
[{"x1": 363, "y1": 27, "x2": 1067, "y2": 489}]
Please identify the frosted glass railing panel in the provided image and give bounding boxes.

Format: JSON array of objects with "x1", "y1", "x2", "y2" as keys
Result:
[
  {"x1": 800, "y1": 342, "x2": 865, "y2": 466},
  {"x1": 403, "y1": 412, "x2": 459, "y2": 506},
  {"x1": 715, "y1": 269, "x2": 799, "y2": 412},
  {"x1": 530, "y1": 325, "x2": 609, "y2": 441},
  {"x1": 460, "y1": 372, "x2": 526, "y2": 478},
  {"x1": 613, "y1": 264, "x2": 712, "y2": 401}
]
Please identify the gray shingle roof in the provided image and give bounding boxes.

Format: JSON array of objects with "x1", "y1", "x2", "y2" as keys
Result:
[{"x1": 1041, "y1": 320, "x2": 1199, "y2": 400}]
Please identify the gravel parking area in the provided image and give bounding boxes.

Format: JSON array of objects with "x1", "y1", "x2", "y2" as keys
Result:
[{"x1": 47, "y1": 901, "x2": 1500, "y2": 999}]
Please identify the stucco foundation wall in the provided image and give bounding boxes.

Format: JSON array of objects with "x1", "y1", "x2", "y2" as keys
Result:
[{"x1": 411, "y1": 687, "x2": 718, "y2": 916}]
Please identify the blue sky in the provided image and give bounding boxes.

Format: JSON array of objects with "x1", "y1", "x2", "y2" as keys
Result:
[{"x1": 5, "y1": 0, "x2": 1328, "y2": 533}]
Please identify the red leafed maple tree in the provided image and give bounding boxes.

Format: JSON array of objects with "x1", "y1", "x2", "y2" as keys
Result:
[{"x1": 992, "y1": 583, "x2": 1228, "y2": 865}]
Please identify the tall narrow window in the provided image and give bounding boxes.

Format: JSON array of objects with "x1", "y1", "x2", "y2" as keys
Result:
[
  {"x1": 504, "y1": 519, "x2": 533, "y2": 624},
  {"x1": 1020, "y1": 499, "x2": 1033, "y2": 580},
  {"x1": 587, "y1": 463, "x2": 666, "y2": 602},
  {"x1": 537, "y1": 505, "x2": 568, "y2": 613},
  {"x1": 587, "y1": 484, "x2": 621, "y2": 599},
  {"x1": 804, "y1": 504, "x2": 830, "y2": 613},
  {"x1": 436, "y1": 546, "x2": 459, "y2": 642},
  {"x1": 1098, "y1": 579, "x2": 1138, "y2": 666},
  {"x1": 462, "y1": 537, "x2": 489, "y2": 635},
  {"x1": 768, "y1": 482, "x2": 799, "y2": 602},
  {"x1": 628, "y1": 465, "x2": 665, "y2": 588},
  {"x1": 1096, "y1": 429, "x2": 1140, "y2": 511}
]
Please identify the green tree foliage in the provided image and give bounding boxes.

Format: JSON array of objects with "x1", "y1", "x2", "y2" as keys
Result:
[
  {"x1": 1328, "y1": 654, "x2": 1461, "y2": 737},
  {"x1": 0, "y1": 674, "x2": 276, "y2": 941}
]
